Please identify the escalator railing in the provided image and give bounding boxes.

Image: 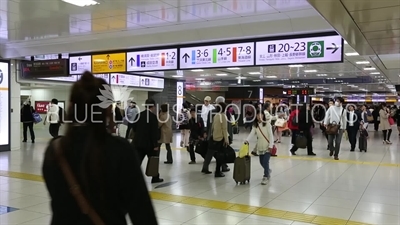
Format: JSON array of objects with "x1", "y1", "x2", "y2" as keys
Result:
[{"x1": 186, "y1": 92, "x2": 202, "y2": 104}]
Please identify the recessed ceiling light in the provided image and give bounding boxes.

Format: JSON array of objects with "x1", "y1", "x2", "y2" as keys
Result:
[
  {"x1": 316, "y1": 74, "x2": 327, "y2": 76},
  {"x1": 200, "y1": 74, "x2": 210, "y2": 77},
  {"x1": 248, "y1": 72, "x2": 261, "y2": 75},
  {"x1": 344, "y1": 40, "x2": 348, "y2": 44},
  {"x1": 62, "y1": 0, "x2": 99, "y2": 7},
  {"x1": 195, "y1": 78, "x2": 204, "y2": 81},
  {"x1": 370, "y1": 72, "x2": 380, "y2": 75},
  {"x1": 227, "y1": 67, "x2": 241, "y2": 70},
  {"x1": 345, "y1": 52, "x2": 359, "y2": 56},
  {"x1": 215, "y1": 73, "x2": 227, "y2": 76},
  {"x1": 356, "y1": 61, "x2": 370, "y2": 64},
  {"x1": 191, "y1": 69, "x2": 204, "y2": 72},
  {"x1": 143, "y1": 72, "x2": 155, "y2": 74},
  {"x1": 363, "y1": 67, "x2": 376, "y2": 70},
  {"x1": 304, "y1": 70, "x2": 317, "y2": 73},
  {"x1": 265, "y1": 75, "x2": 277, "y2": 78},
  {"x1": 235, "y1": 76, "x2": 247, "y2": 79},
  {"x1": 288, "y1": 64, "x2": 303, "y2": 68},
  {"x1": 172, "y1": 75, "x2": 183, "y2": 78},
  {"x1": 253, "y1": 80, "x2": 261, "y2": 82}
]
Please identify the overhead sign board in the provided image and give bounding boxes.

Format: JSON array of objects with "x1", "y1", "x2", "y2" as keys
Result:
[
  {"x1": 110, "y1": 74, "x2": 140, "y2": 87},
  {"x1": 40, "y1": 75, "x2": 78, "y2": 82},
  {"x1": 139, "y1": 76, "x2": 164, "y2": 89},
  {"x1": 0, "y1": 61, "x2": 9, "y2": 149},
  {"x1": 255, "y1": 35, "x2": 343, "y2": 65},
  {"x1": 179, "y1": 42, "x2": 255, "y2": 69},
  {"x1": 69, "y1": 55, "x2": 91, "y2": 74},
  {"x1": 92, "y1": 53, "x2": 126, "y2": 73},
  {"x1": 21, "y1": 59, "x2": 69, "y2": 78},
  {"x1": 126, "y1": 48, "x2": 178, "y2": 72}
]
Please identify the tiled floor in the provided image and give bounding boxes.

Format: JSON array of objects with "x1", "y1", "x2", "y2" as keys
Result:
[{"x1": 0, "y1": 125, "x2": 399, "y2": 224}]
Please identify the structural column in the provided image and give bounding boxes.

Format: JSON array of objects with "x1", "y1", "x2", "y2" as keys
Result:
[{"x1": 10, "y1": 60, "x2": 20, "y2": 151}]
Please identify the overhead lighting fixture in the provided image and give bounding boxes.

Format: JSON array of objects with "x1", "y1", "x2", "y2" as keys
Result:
[
  {"x1": 370, "y1": 72, "x2": 381, "y2": 75},
  {"x1": 288, "y1": 64, "x2": 303, "y2": 68},
  {"x1": 304, "y1": 70, "x2": 317, "y2": 73},
  {"x1": 191, "y1": 69, "x2": 204, "y2": 72},
  {"x1": 356, "y1": 61, "x2": 370, "y2": 64},
  {"x1": 265, "y1": 75, "x2": 277, "y2": 78},
  {"x1": 316, "y1": 74, "x2": 327, "y2": 77},
  {"x1": 363, "y1": 67, "x2": 376, "y2": 70},
  {"x1": 345, "y1": 52, "x2": 359, "y2": 56},
  {"x1": 235, "y1": 76, "x2": 247, "y2": 79},
  {"x1": 344, "y1": 40, "x2": 348, "y2": 44},
  {"x1": 143, "y1": 72, "x2": 155, "y2": 74},
  {"x1": 195, "y1": 78, "x2": 204, "y2": 81},
  {"x1": 248, "y1": 72, "x2": 261, "y2": 75},
  {"x1": 62, "y1": 0, "x2": 99, "y2": 7},
  {"x1": 215, "y1": 73, "x2": 227, "y2": 76},
  {"x1": 227, "y1": 67, "x2": 241, "y2": 70},
  {"x1": 253, "y1": 80, "x2": 261, "y2": 82},
  {"x1": 172, "y1": 75, "x2": 183, "y2": 78}
]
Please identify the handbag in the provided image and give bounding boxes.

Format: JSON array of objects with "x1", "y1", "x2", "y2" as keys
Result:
[
  {"x1": 326, "y1": 109, "x2": 344, "y2": 135},
  {"x1": 215, "y1": 145, "x2": 236, "y2": 164},
  {"x1": 389, "y1": 117, "x2": 395, "y2": 126},
  {"x1": 257, "y1": 126, "x2": 277, "y2": 155},
  {"x1": 295, "y1": 133, "x2": 307, "y2": 149},
  {"x1": 274, "y1": 118, "x2": 286, "y2": 127},
  {"x1": 53, "y1": 139, "x2": 105, "y2": 225},
  {"x1": 145, "y1": 156, "x2": 159, "y2": 177},
  {"x1": 195, "y1": 140, "x2": 207, "y2": 158}
]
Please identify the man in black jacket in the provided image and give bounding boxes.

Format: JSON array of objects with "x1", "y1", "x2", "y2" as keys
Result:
[
  {"x1": 202, "y1": 96, "x2": 230, "y2": 174},
  {"x1": 132, "y1": 99, "x2": 164, "y2": 183}
]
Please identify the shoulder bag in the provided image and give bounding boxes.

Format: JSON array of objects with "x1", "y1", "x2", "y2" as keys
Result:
[
  {"x1": 326, "y1": 109, "x2": 344, "y2": 135},
  {"x1": 53, "y1": 139, "x2": 105, "y2": 225},
  {"x1": 257, "y1": 126, "x2": 277, "y2": 155}
]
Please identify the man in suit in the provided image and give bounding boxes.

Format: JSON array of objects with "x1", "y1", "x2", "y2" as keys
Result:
[
  {"x1": 346, "y1": 105, "x2": 361, "y2": 152},
  {"x1": 132, "y1": 98, "x2": 164, "y2": 183}
]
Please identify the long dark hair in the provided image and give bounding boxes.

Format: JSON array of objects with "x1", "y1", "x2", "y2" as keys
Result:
[
  {"x1": 253, "y1": 109, "x2": 267, "y2": 128},
  {"x1": 61, "y1": 71, "x2": 112, "y2": 213}
]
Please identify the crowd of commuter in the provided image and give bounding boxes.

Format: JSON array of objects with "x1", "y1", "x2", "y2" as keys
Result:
[{"x1": 15, "y1": 71, "x2": 400, "y2": 224}]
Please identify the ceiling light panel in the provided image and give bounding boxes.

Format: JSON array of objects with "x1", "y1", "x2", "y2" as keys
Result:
[
  {"x1": 304, "y1": 70, "x2": 317, "y2": 73},
  {"x1": 227, "y1": 67, "x2": 241, "y2": 70},
  {"x1": 248, "y1": 72, "x2": 261, "y2": 75},
  {"x1": 288, "y1": 65, "x2": 303, "y2": 68},
  {"x1": 62, "y1": 0, "x2": 99, "y2": 7},
  {"x1": 345, "y1": 52, "x2": 359, "y2": 56},
  {"x1": 191, "y1": 69, "x2": 204, "y2": 72},
  {"x1": 215, "y1": 73, "x2": 227, "y2": 76},
  {"x1": 355, "y1": 61, "x2": 370, "y2": 64},
  {"x1": 363, "y1": 67, "x2": 376, "y2": 70}
]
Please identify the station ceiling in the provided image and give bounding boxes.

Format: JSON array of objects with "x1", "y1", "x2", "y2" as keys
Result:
[{"x1": 0, "y1": 0, "x2": 398, "y2": 94}]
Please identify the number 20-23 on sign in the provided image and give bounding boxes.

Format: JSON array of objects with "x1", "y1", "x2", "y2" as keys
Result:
[{"x1": 179, "y1": 42, "x2": 254, "y2": 69}]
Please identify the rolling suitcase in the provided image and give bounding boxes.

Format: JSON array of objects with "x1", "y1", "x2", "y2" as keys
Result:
[
  {"x1": 359, "y1": 135, "x2": 367, "y2": 152},
  {"x1": 233, "y1": 156, "x2": 251, "y2": 184},
  {"x1": 233, "y1": 125, "x2": 239, "y2": 134}
]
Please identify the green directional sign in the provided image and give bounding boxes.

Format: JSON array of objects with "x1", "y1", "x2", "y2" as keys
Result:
[{"x1": 307, "y1": 41, "x2": 325, "y2": 58}]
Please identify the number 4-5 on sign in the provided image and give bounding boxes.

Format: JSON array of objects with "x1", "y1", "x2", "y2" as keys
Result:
[{"x1": 248, "y1": 90, "x2": 252, "y2": 98}]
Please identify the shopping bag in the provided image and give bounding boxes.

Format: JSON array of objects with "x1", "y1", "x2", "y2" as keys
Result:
[
  {"x1": 238, "y1": 144, "x2": 249, "y2": 158},
  {"x1": 32, "y1": 112, "x2": 42, "y2": 123},
  {"x1": 343, "y1": 131, "x2": 348, "y2": 140},
  {"x1": 145, "y1": 156, "x2": 159, "y2": 177}
]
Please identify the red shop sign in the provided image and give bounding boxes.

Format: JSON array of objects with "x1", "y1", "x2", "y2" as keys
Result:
[{"x1": 35, "y1": 101, "x2": 50, "y2": 114}]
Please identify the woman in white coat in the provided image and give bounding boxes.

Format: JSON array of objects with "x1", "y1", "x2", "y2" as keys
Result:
[
  {"x1": 379, "y1": 103, "x2": 392, "y2": 144},
  {"x1": 245, "y1": 107, "x2": 274, "y2": 185}
]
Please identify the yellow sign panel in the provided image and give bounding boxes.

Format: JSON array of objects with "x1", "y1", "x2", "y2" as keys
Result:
[{"x1": 92, "y1": 53, "x2": 126, "y2": 73}]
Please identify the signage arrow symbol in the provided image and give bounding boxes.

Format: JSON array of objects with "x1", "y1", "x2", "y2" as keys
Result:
[
  {"x1": 182, "y1": 53, "x2": 190, "y2": 63},
  {"x1": 326, "y1": 43, "x2": 339, "y2": 54},
  {"x1": 78, "y1": 57, "x2": 82, "y2": 61},
  {"x1": 106, "y1": 54, "x2": 110, "y2": 60},
  {"x1": 129, "y1": 57, "x2": 135, "y2": 66}
]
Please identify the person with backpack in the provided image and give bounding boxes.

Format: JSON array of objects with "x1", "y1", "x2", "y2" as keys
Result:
[
  {"x1": 178, "y1": 103, "x2": 191, "y2": 148},
  {"x1": 21, "y1": 100, "x2": 36, "y2": 143},
  {"x1": 44, "y1": 99, "x2": 62, "y2": 138}
]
